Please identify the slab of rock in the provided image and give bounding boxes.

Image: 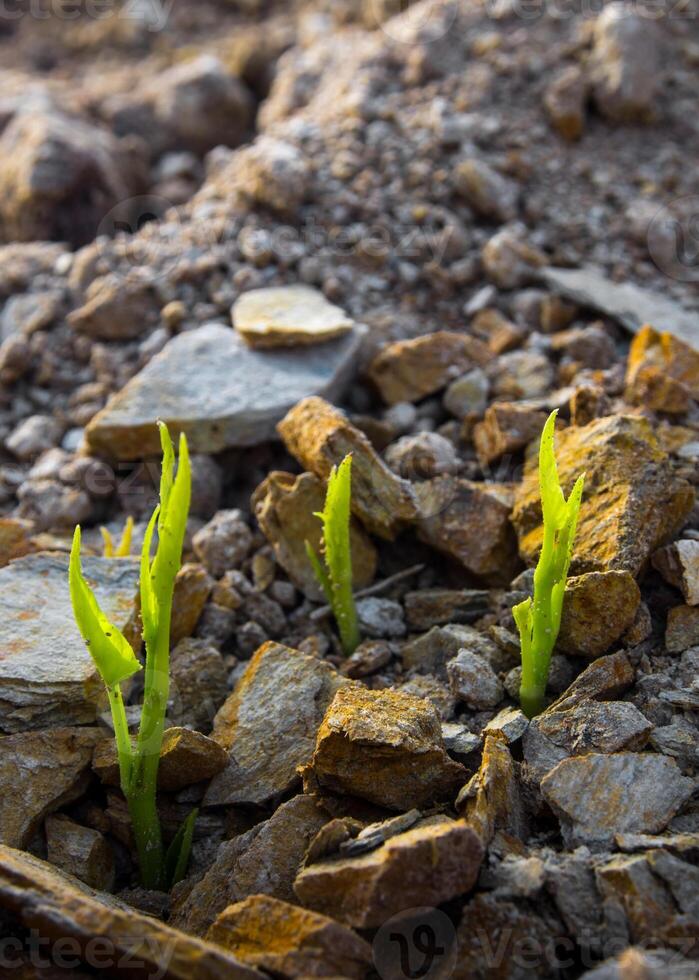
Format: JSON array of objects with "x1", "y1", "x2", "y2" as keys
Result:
[
  {"x1": 68, "y1": 273, "x2": 161, "y2": 342},
  {"x1": 277, "y1": 396, "x2": 419, "y2": 539},
  {"x1": 401, "y1": 623, "x2": 500, "y2": 678},
  {"x1": 294, "y1": 817, "x2": 483, "y2": 929},
  {"x1": 512, "y1": 415, "x2": 695, "y2": 576},
  {"x1": 541, "y1": 752, "x2": 695, "y2": 848},
  {"x1": 558, "y1": 570, "x2": 641, "y2": 658},
  {"x1": 539, "y1": 266, "x2": 698, "y2": 347},
  {"x1": 205, "y1": 642, "x2": 351, "y2": 807},
  {"x1": 0, "y1": 727, "x2": 100, "y2": 848},
  {"x1": 447, "y1": 650, "x2": 504, "y2": 710},
  {"x1": 304, "y1": 686, "x2": 465, "y2": 811},
  {"x1": 94, "y1": 727, "x2": 228, "y2": 792},
  {"x1": 473, "y1": 403, "x2": 547, "y2": 467},
  {"x1": 171, "y1": 795, "x2": 329, "y2": 936},
  {"x1": 456, "y1": 734, "x2": 528, "y2": 845},
  {"x1": 45, "y1": 815, "x2": 114, "y2": 892},
  {"x1": 169, "y1": 638, "x2": 228, "y2": 734},
  {"x1": 233, "y1": 285, "x2": 354, "y2": 348},
  {"x1": 590, "y1": 3, "x2": 661, "y2": 122},
  {"x1": 484, "y1": 707, "x2": 529, "y2": 744},
  {"x1": 625, "y1": 325, "x2": 699, "y2": 414},
  {"x1": 404, "y1": 588, "x2": 490, "y2": 629},
  {"x1": 666, "y1": 605, "x2": 699, "y2": 654},
  {"x1": 416, "y1": 477, "x2": 519, "y2": 585},
  {"x1": 85, "y1": 324, "x2": 363, "y2": 460},
  {"x1": 653, "y1": 540, "x2": 699, "y2": 606},
  {"x1": 0, "y1": 844, "x2": 260, "y2": 980},
  {"x1": 0, "y1": 552, "x2": 139, "y2": 732},
  {"x1": 368, "y1": 331, "x2": 492, "y2": 405},
  {"x1": 251, "y1": 470, "x2": 377, "y2": 601},
  {"x1": 523, "y1": 699, "x2": 653, "y2": 784},
  {"x1": 205, "y1": 895, "x2": 372, "y2": 979},
  {"x1": 548, "y1": 651, "x2": 635, "y2": 712},
  {"x1": 454, "y1": 158, "x2": 519, "y2": 223}
]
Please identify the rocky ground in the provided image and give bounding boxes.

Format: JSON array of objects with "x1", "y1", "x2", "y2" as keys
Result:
[{"x1": 0, "y1": 0, "x2": 698, "y2": 977}]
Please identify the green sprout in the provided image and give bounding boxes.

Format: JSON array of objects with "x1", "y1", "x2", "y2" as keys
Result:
[
  {"x1": 70, "y1": 423, "x2": 194, "y2": 889},
  {"x1": 305, "y1": 454, "x2": 360, "y2": 656},
  {"x1": 513, "y1": 410, "x2": 585, "y2": 719},
  {"x1": 101, "y1": 515, "x2": 134, "y2": 558}
]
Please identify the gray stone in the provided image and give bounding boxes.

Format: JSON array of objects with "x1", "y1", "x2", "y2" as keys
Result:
[
  {"x1": 447, "y1": 650, "x2": 504, "y2": 710},
  {"x1": 541, "y1": 752, "x2": 696, "y2": 848},
  {"x1": 355, "y1": 597, "x2": 406, "y2": 638},
  {"x1": 6, "y1": 415, "x2": 63, "y2": 460},
  {"x1": 441, "y1": 722, "x2": 482, "y2": 756},
  {"x1": 590, "y1": 3, "x2": 661, "y2": 122},
  {"x1": 85, "y1": 323, "x2": 364, "y2": 460},
  {"x1": 484, "y1": 707, "x2": 529, "y2": 744},
  {"x1": 539, "y1": 266, "x2": 698, "y2": 347},
  {"x1": 192, "y1": 509, "x2": 253, "y2": 578},
  {"x1": 0, "y1": 553, "x2": 139, "y2": 732},
  {"x1": 384, "y1": 432, "x2": 459, "y2": 479},
  {"x1": 204, "y1": 642, "x2": 351, "y2": 807},
  {"x1": 443, "y1": 367, "x2": 489, "y2": 419}
]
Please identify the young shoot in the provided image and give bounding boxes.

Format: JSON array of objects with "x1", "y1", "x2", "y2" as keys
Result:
[
  {"x1": 70, "y1": 423, "x2": 194, "y2": 889},
  {"x1": 513, "y1": 410, "x2": 585, "y2": 719},
  {"x1": 305, "y1": 454, "x2": 360, "y2": 656},
  {"x1": 101, "y1": 515, "x2": 134, "y2": 558}
]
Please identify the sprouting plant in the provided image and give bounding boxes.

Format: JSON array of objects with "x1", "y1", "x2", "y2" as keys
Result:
[
  {"x1": 70, "y1": 423, "x2": 194, "y2": 889},
  {"x1": 305, "y1": 454, "x2": 360, "y2": 656},
  {"x1": 101, "y1": 515, "x2": 134, "y2": 558},
  {"x1": 512, "y1": 410, "x2": 585, "y2": 719}
]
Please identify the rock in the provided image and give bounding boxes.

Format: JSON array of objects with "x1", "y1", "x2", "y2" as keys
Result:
[
  {"x1": 230, "y1": 136, "x2": 311, "y2": 215},
  {"x1": 398, "y1": 675, "x2": 456, "y2": 721},
  {"x1": 355, "y1": 597, "x2": 406, "y2": 638},
  {"x1": 233, "y1": 285, "x2": 354, "y2": 349},
  {"x1": 523, "y1": 699, "x2": 653, "y2": 784},
  {"x1": 442, "y1": 723, "x2": 482, "y2": 756},
  {"x1": 342, "y1": 640, "x2": 393, "y2": 679},
  {"x1": 666, "y1": 605, "x2": 699, "y2": 653},
  {"x1": 170, "y1": 795, "x2": 329, "y2": 936},
  {"x1": 304, "y1": 686, "x2": 465, "y2": 811},
  {"x1": 402, "y1": 623, "x2": 501, "y2": 678},
  {"x1": 484, "y1": 707, "x2": 529, "y2": 744},
  {"x1": 512, "y1": 415, "x2": 695, "y2": 576},
  {"x1": 482, "y1": 226, "x2": 546, "y2": 289},
  {"x1": 193, "y1": 510, "x2": 253, "y2": 578},
  {"x1": 205, "y1": 895, "x2": 372, "y2": 979},
  {"x1": 548, "y1": 651, "x2": 635, "y2": 712},
  {"x1": 0, "y1": 727, "x2": 100, "y2": 848},
  {"x1": 454, "y1": 158, "x2": 518, "y2": 222},
  {"x1": 45, "y1": 815, "x2": 114, "y2": 891},
  {"x1": 404, "y1": 589, "x2": 490, "y2": 630},
  {"x1": 447, "y1": 650, "x2": 504, "y2": 710},
  {"x1": 277, "y1": 397, "x2": 419, "y2": 540},
  {"x1": 94, "y1": 727, "x2": 228, "y2": 792},
  {"x1": 368, "y1": 331, "x2": 492, "y2": 405},
  {"x1": 557, "y1": 570, "x2": 641, "y2": 658},
  {"x1": 171, "y1": 563, "x2": 213, "y2": 645},
  {"x1": 0, "y1": 517, "x2": 35, "y2": 567},
  {"x1": 541, "y1": 752, "x2": 695, "y2": 848},
  {"x1": 205, "y1": 642, "x2": 350, "y2": 807},
  {"x1": 6, "y1": 414, "x2": 63, "y2": 460},
  {"x1": 252, "y1": 470, "x2": 377, "y2": 601},
  {"x1": 17, "y1": 478, "x2": 93, "y2": 531},
  {"x1": 489, "y1": 350, "x2": 554, "y2": 400},
  {"x1": 544, "y1": 65, "x2": 588, "y2": 141},
  {"x1": 68, "y1": 273, "x2": 160, "y2": 342},
  {"x1": 443, "y1": 367, "x2": 489, "y2": 419},
  {"x1": 416, "y1": 477, "x2": 519, "y2": 585},
  {"x1": 456, "y1": 735, "x2": 528, "y2": 846},
  {"x1": 294, "y1": 817, "x2": 483, "y2": 929},
  {"x1": 0, "y1": 110, "x2": 138, "y2": 248},
  {"x1": 590, "y1": 3, "x2": 661, "y2": 122},
  {"x1": 85, "y1": 324, "x2": 363, "y2": 459},
  {"x1": 625, "y1": 325, "x2": 699, "y2": 413},
  {"x1": 0, "y1": 553, "x2": 139, "y2": 732},
  {"x1": 473, "y1": 403, "x2": 548, "y2": 467},
  {"x1": 581, "y1": 947, "x2": 699, "y2": 980},
  {"x1": 0, "y1": 844, "x2": 260, "y2": 979},
  {"x1": 653, "y1": 540, "x2": 699, "y2": 606},
  {"x1": 539, "y1": 266, "x2": 698, "y2": 348},
  {"x1": 651, "y1": 717, "x2": 699, "y2": 768},
  {"x1": 384, "y1": 432, "x2": 460, "y2": 479},
  {"x1": 169, "y1": 638, "x2": 229, "y2": 733}
]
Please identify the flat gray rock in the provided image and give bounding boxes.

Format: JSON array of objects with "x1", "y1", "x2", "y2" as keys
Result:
[
  {"x1": 540, "y1": 267, "x2": 698, "y2": 347},
  {"x1": 85, "y1": 323, "x2": 364, "y2": 460},
  {"x1": 0, "y1": 553, "x2": 139, "y2": 732}
]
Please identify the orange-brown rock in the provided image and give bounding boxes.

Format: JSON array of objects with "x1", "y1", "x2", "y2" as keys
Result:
[
  {"x1": 512, "y1": 414, "x2": 695, "y2": 576},
  {"x1": 0, "y1": 844, "x2": 260, "y2": 980},
  {"x1": 625, "y1": 324, "x2": 699, "y2": 413},
  {"x1": 45, "y1": 814, "x2": 115, "y2": 892},
  {"x1": 456, "y1": 734, "x2": 527, "y2": 845},
  {"x1": 473, "y1": 403, "x2": 547, "y2": 467},
  {"x1": 305, "y1": 686, "x2": 465, "y2": 811},
  {"x1": 206, "y1": 895, "x2": 372, "y2": 979},
  {"x1": 665, "y1": 604, "x2": 699, "y2": 653},
  {"x1": 367, "y1": 331, "x2": 492, "y2": 405},
  {"x1": 171, "y1": 562, "x2": 213, "y2": 644},
  {"x1": 557, "y1": 570, "x2": 641, "y2": 658},
  {"x1": 93, "y1": 727, "x2": 228, "y2": 792},
  {"x1": 0, "y1": 517, "x2": 35, "y2": 567},
  {"x1": 251, "y1": 470, "x2": 377, "y2": 601},
  {"x1": 548, "y1": 651, "x2": 635, "y2": 712},
  {"x1": 294, "y1": 817, "x2": 483, "y2": 929},
  {"x1": 277, "y1": 396, "x2": 419, "y2": 539},
  {"x1": 544, "y1": 65, "x2": 588, "y2": 141},
  {"x1": 416, "y1": 477, "x2": 519, "y2": 585},
  {"x1": 652, "y1": 539, "x2": 699, "y2": 606}
]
